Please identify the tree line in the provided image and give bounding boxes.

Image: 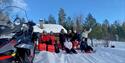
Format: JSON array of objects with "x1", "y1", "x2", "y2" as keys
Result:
[{"x1": 41, "y1": 8, "x2": 125, "y2": 41}]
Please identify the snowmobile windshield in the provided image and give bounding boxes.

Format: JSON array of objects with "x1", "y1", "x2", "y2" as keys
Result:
[{"x1": 0, "y1": 6, "x2": 28, "y2": 35}]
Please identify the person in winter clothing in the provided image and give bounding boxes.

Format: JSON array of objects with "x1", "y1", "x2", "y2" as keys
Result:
[
  {"x1": 80, "y1": 38, "x2": 93, "y2": 52},
  {"x1": 32, "y1": 32, "x2": 39, "y2": 51},
  {"x1": 14, "y1": 22, "x2": 35, "y2": 63},
  {"x1": 81, "y1": 28, "x2": 92, "y2": 42},
  {"x1": 80, "y1": 28, "x2": 93, "y2": 52},
  {"x1": 66, "y1": 30, "x2": 72, "y2": 39},
  {"x1": 38, "y1": 31, "x2": 50, "y2": 51},
  {"x1": 32, "y1": 32, "x2": 39, "y2": 43},
  {"x1": 71, "y1": 30, "x2": 80, "y2": 49},
  {"x1": 64, "y1": 38, "x2": 77, "y2": 54},
  {"x1": 59, "y1": 29, "x2": 66, "y2": 50},
  {"x1": 80, "y1": 38, "x2": 88, "y2": 52},
  {"x1": 49, "y1": 31, "x2": 56, "y2": 45},
  {"x1": 77, "y1": 32, "x2": 81, "y2": 42},
  {"x1": 71, "y1": 30, "x2": 77, "y2": 42},
  {"x1": 47, "y1": 31, "x2": 56, "y2": 52},
  {"x1": 80, "y1": 28, "x2": 92, "y2": 45},
  {"x1": 39, "y1": 31, "x2": 50, "y2": 44},
  {"x1": 39, "y1": 31, "x2": 56, "y2": 52},
  {"x1": 54, "y1": 41, "x2": 60, "y2": 53}
]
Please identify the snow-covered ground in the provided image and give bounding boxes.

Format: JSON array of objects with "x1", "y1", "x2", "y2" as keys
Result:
[{"x1": 33, "y1": 42, "x2": 125, "y2": 63}]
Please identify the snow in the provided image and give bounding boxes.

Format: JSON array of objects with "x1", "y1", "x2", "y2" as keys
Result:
[
  {"x1": 1, "y1": 23, "x2": 125, "y2": 63},
  {"x1": 33, "y1": 41, "x2": 125, "y2": 63},
  {"x1": 33, "y1": 24, "x2": 67, "y2": 33},
  {"x1": 87, "y1": 39, "x2": 125, "y2": 48},
  {"x1": 34, "y1": 47, "x2": 125, "y2": 63}
]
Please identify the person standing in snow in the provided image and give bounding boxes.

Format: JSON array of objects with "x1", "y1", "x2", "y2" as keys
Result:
[
  {"x1": 59, "y1": 29, "x2": 66, "y2": 50},
  {"x1": 80, "y1": 28, "x2": 93, "y2": 52}
]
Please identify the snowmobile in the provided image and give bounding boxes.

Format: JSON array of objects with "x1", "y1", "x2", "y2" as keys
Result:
[
  {"x1": 0, "y1": 11, "x2": 24, "y2": 63},
  {"x1": 13, "y1": 23, "x2": 35, "y2": 63},
  {"x1": 0, "y1": 38, "x2": 16, "y2": 63},
  {"x1": 0, "y1": 21, "x2": 36, "y2": 63},
  {"x1": 0, "y1": 6, "x2": 36, "y2": 63}
]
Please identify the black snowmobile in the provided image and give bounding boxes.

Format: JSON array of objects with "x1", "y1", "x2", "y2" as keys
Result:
[
  {"x1": 0, "y1": 14, "x2": 24, "y2": 63},
  {"x1": 13, "y1": 21, "x2": 36, "y2": 63},
  {"x1": 0, "y1": 6, "x2": 36, "y2": 63},
  {"x1": 0, "y1": 20, "x2": 36, "y2": 63}
]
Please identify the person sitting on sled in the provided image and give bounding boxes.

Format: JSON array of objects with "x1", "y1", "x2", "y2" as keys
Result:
[
  {"x1": 80, "y1": 28, "x2": 93, "y2": 53},
  {"x1": 64, "y1": 38, "x2": 77, "y2": 54}
]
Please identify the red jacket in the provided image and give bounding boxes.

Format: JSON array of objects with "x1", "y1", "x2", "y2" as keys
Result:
[
  {"x1": 39, "y1": 34, "x2": 50, "y2": 43},
  {"x1": 49, "y1": 35, "x2": 56, "y2": 45}
]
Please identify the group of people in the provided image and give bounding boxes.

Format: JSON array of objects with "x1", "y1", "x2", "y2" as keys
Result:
[
  {"x1": 37, "y1": 28, "x2": 94, "y2": 54},
  {"x1": 38, "y1": 31, "x2": 56, "y2": 52}
]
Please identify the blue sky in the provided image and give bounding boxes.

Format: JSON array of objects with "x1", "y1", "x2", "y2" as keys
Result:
[{"x1": 26, "y1": 0, "x2": 125, "y2": 23}]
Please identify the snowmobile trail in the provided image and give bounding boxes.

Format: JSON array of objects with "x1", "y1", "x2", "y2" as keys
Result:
[
  {"x1": 98, "y1": 48, "x2": 125, "y2": 63},
  {"x1": 33, "y1": 47, "x2": 125, "y2": 63}
]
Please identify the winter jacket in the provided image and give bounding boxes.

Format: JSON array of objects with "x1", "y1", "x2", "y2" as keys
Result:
[
  {"x1": 64, "y1": 40, "x2": 72, "y2": 49},
  {"x1": 66, "y1": 33, "x2": 72, "y2": 39},
  {"x1": 81, "y1": 28, "x2": 92, "y2": 38},
  {"x1": 59, "y1": 33, "x2": 66, "y2": 43},
  {"x1": 49, "y1": 35, "x2": 56, "y2": 45},
  {"x1": 39, "y1": 34, "x2": 50, "y2": 44}
]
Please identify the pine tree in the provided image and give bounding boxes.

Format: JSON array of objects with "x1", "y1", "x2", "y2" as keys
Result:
[
  {"x1": 85, "y1": 13, "x2": 97, "y2": 38},
  {"x1": 75, "y1": 15, "x2": 83, "y2": 32},
  {"x1": 85, "y1": 13, "x2": 96, "y2": 28},
  {"x1": 65, "y1": 16, "x2": 72, "y2": 30},
  {"x1": 102, "y1": 19, "x2": 110, "y2": 40},
  {"x1": 102, "y1": 19, "x2": 111, "y2": 47},
  {"x1": 58, "y1": 8, "x2": 66, "y2": 26},
  {"x1": 48, "y1": 14, "x2": 56, "y2": 24}
]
